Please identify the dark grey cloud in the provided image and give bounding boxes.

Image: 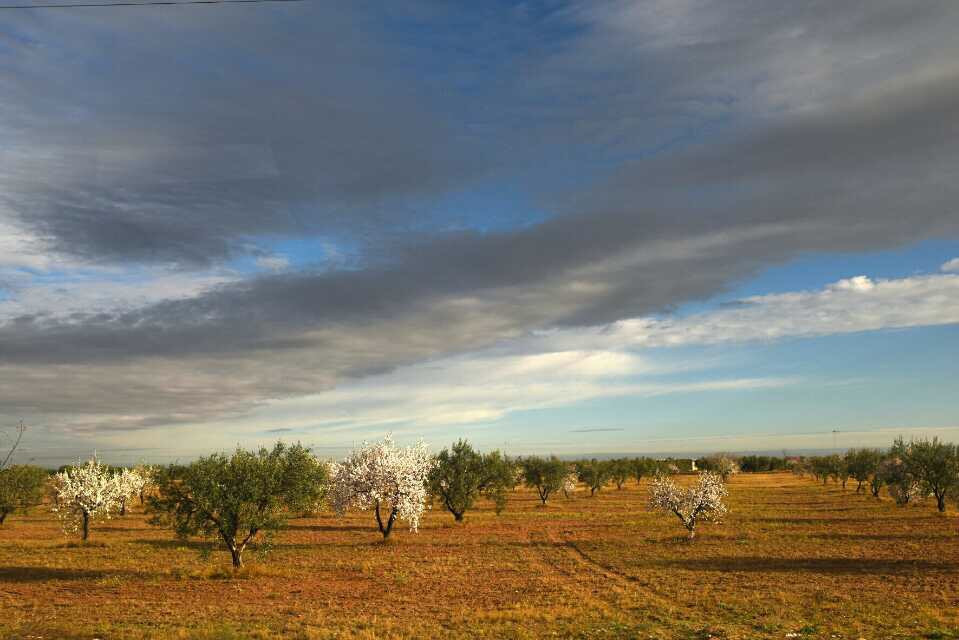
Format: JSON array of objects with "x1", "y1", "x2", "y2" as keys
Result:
[
  {"x1": 0, "y1": 3, "x2": 489, "y2": 266},
  {"x1": 0, "y1": 1, "x2": 958, "y2": 434}
]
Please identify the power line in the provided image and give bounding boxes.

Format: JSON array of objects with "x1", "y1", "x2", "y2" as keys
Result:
[{"x1": 0, "y1": 0, "x2": 302, "y2": 9}]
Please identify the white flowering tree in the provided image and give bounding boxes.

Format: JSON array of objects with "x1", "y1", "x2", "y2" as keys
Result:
[
  {"x1": 562, "y1": 470, "x2": 579, "y2": 499},
  {"x1": 134, "y1": 463, "x2": 156, "y2": 505},
  {"x1": 115, "y1": 468, "x2": 146, "y2": 516},
  {"x1": 702, "y1": 454, "x2": 739, "y2": 482},
  {"x1": 52, "y1": 457, "x2": 127, "y2": 541},
  {"x1": 649, "y1": 471, "x2": 728, "y2": 540},
  {"x1": 328, "y1": 435, "x2": 433, "y2": 539}
]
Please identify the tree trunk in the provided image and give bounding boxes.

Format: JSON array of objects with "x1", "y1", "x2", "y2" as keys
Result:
[
  {"x1": 686, "y1": 526, "x2": 696, "y2": 540},
  {"x1": 82, "y1": 510, "x2": 90, "y2": 541},
  {"x1": 120, "y1": 499, "x2": 126, "y2": 516},
  {"x1": 220, "y1": 531, "x2": 245, "y2": 569},
  {"x1": 936, "y1": 492, "x2": 946, "y2": 513},
  {"x1": 375, "y1": 501, "x2": 398, "y2": 539},
  {"x1": 0, "y1": 511, "x2": 7, "y2": 525},
  {"x1": 443, "y1": 496, "x2": 464, "y2": 522}
]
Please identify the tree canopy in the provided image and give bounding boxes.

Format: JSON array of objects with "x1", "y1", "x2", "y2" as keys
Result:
[
  {"x1": 149, "y1": 442, "x2": 326, "y2": 568},
  {"x1": 0, "y1": 464, "x2": 47, "y2": 525}
]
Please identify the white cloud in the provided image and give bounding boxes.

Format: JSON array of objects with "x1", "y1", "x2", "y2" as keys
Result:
[
  {"x1": 827, "y1": 275, "x2": 875, "y2": 292},
  {"x1": 254, "y1": 255, "x2": 290, "y2": 272},
  {"x1": 0, "y1": 269, "x2": 236, "y2": 321},
  {"x1": 595, "y1": 271, "x2": 959, "y2": 348},
  {"x1": 513, "y1": 269, "x2": 959, "y2": 357},
  {"x1": 941, "y1": 257, "x2": 959, "y2": 272},
  {"x1": 179, "y1": 348, "x2": 789, "y2": 442}
]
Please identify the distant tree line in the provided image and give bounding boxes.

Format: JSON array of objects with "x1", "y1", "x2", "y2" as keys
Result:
[
  {"x1": 2, "y1": 421, "x2": 957, "y2": 568},
  {"x1": 794, "y1": 437, "x2": 959, "y2": 512}
]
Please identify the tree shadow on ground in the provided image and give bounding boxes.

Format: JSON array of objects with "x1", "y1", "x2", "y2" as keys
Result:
[
  {"x1": 129, "y1": 538, "x2": 226, "y2": 551},
  {"x1": 97, "y1": 526, "x2": 152, "y2": 533},
  {"x1": 129, "y1": 538, "x2": 373, "y2": 552},
  {"x1": 0, "y1": 566, "x2": 142, "y2": 582},
  {"x1": 282, "y1": 523, "x2": 372, "y2": 532},
  {"x1": 744, "y1": 516, "x2": 901, "y2": 525},
  {"x1": 806, "y1": 532, "x2": 955, "y2": 541},
  {"x1": 653, "y1": 556, "x2": 955, "y2": 574}
]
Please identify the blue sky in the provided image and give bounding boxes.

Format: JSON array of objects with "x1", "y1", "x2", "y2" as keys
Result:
[{"x1": 0, "y1": 1, "x2": 957, "y2": 465}]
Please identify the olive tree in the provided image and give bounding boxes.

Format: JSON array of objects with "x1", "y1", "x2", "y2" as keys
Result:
[
  {"x1": 428, "y1": 440, "x2": 515, "y2": 521},
  {"x1": 631, "y1": 458, "x2": 654, "y2": 485},
  {"x1": 149, "y1": 442, "x2": 326, "y2": 568},
  {"x1": 830, "y1": 454, "x2": 851, "y2": 489},
  {"x1": 52, "y1": 457, "x2": 128, "y2": 541},
  {"x1": 481, "y1": 450, "x2": 518, "y2": 515},
  {"x1": 576, "y1": 459, "x2": 611, "y2": 496},
  {"x1": 649, "y1": 471, "x2": 728, "y2": 539},
  {"x1": 868, "y1": 456, "x2": 888, "y2": 498},
  {"x1": 608, "y1": 459, "x2": 632, "y2": 490},
  {"x1": 328, "y1": 435, "x2": 433, "y2": 539},
  {"x1": 809, "y1": 456, "x2": 833, "y2": 484},
  {"x1": 0, "y1": 465, "x2": 47, "y2": 525},
  {"x1": 893, "y1": 437, "x2": 958, "y2": 513},
  {"x1": 845, "y1": 449, "x2": 882, "y2": 494},
  {"x1": 520, "y1": 456, "x2": 567, "y2": 505},
  {"x1": 877, "y1": 456, "x2": 922, "y2": 505}
]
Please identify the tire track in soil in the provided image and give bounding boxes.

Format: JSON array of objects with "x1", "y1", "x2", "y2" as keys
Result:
[
  {"x1": 546, "y1": 528, "x2": 680, "y2": 624},
  {"x1": 526, "y1": 527, "x2": 621, "y2": 615}
]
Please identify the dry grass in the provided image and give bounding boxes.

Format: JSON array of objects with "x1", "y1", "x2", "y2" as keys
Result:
[{"x1": 0, "y1": 473, "x2": 957, "y2": 639}]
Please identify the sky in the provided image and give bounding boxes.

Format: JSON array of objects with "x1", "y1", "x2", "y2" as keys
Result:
[{"x1": 0, "y1": 0, "x2": 957, "y2": 465}]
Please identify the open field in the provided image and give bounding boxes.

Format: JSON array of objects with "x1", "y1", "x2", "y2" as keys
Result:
[{"x1": 1, "y1": 472, "x2": 957, "y2": 640}]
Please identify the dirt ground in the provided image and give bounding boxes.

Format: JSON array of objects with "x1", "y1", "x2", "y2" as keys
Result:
[{"x1": 0, "y1": 472, "x2": 956, "y2": 639}]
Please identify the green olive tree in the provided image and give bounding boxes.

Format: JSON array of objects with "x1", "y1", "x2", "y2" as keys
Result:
[
  {"x1": 429, "y1": 440, "x2": 517, "y2": 521},
  {"x1": 845, "y1": 449, "x2": 883, "y2": 494},
  {"x1": 520, "y1": 456, "x2": 567, "y2": 505},
  {"x1": 893, "y1": 437, "x2": 958, "y2": 513},
  {"x1": 149, "y1": 442, "x2": 326, "y2": 568},
  {"x1": 0, "y1": 465, "x2": 47, "y2": 525},
  {"x1": 576, "y1": 459, "x2": 611, "y2": 496}
]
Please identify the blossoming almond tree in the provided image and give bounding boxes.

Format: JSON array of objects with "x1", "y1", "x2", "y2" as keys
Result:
[
  {"x1": 115, "y1": 468, "x2": 146, "y2": 516},
  {"x1": 52, "y1": 457, "x2": 127, "y2": 541},
  {"x1": 562, "y1": 471, "x2": 579, "y2": 499},
  {"x1": 649, "y1": 471, "x2": 728, "y2": 540},
  {"x1": 328, "y1": 435, "x2": 433, "y2": 539},
  {"x1": 133, "y1": 463, "x2": 156, "y2": 505}
]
